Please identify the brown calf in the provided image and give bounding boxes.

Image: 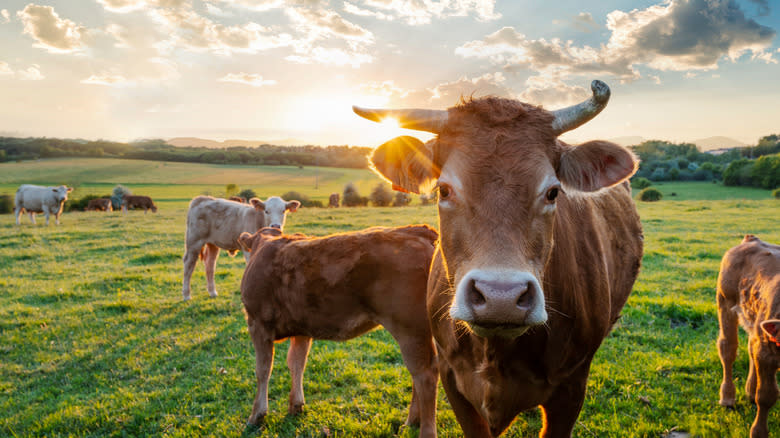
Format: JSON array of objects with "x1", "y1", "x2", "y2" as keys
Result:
[
  {"x1": 229, "y1": 196, "x2": 247, "y2": 203},
  {"x1": 122, "y1": 195, "x2": 157, "y2": 214},
  {"x1": 239, "y1": 225, "x2": 439, "y2": 437},
  {"x1": 718, "y1": 235, "x2": 780, "y2": 438},
  {"x1": 85, "y1": 198, "x2": 112, "y2": 212}
]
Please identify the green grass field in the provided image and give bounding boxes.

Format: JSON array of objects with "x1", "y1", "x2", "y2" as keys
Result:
[{"x1": 1, "y1": 159, "x2": 779, "y2": 437}]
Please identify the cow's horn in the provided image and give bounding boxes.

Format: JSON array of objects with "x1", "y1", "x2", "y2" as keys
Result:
[
  {"x1": 352, "y1": 106, "x2": 448, "y2": 134},
  {"x1": 551, "y1": 80, "x2": 611, "y2": 136}
]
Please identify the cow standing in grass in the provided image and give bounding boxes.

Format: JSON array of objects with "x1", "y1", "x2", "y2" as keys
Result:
[
  {"x1": 122, "y1": 195, "x2": 158, "y2": 214},
  {"x1": 238, "y1": 225, "x2": 439, "y2": 438},
  {"x1": 354, "y1": 80, "x2": 643, "y2": 437},
  {"x1": 182, "y1": 195, "x2": 300, "y2": 300},
  {"x1": 718, "y1": 235, "x2": 780, "y2": 438},
  {"x1": 14, "y1": 184, "x2": 73, "y2": 226},
  {"x1": 85, "y1": 198, "x2": 113, "y2": 212}
]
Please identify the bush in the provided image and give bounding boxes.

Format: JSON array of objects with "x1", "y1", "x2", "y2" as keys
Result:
[
  {"x1": 237, "y1": 188, "x2": 257, "y2": 200},
  {"x1": 281, "y1": 191, "x2": 323, "y2": 208},
  {"x1": 773, "y1": 188, "x2": 780, "y2": 199},
  {"x1": 638, "y1": 187, "x2": 663, "y2": 202},
  {"x1": 750, "y1": 154, "x2": 780, "y2": 189},
  {"x1": 667, "y1": 168, "x2": 680, "y2": 181},
  {"x1": 111, "y1": 185, "x2": 132, "y2": 210},
  {"x1": 650, "y1": 168, "x2": 665, "y2": 181},
  {"x1": 225, "y1": 184, "x2": 239, "y2": 198},
  {"x1": 723, "y1": 158, "x2": 754, "y2": 187},
  {"x1": 392, "y1": 191, "x2": 412, "y2": 207},
  {"x1": 631, "y1": 177, "x2": 652, "y2": 190},
  {"x1": 370, "y1": 184, "x2": 394, "y2": 207},
  {"x1": 343, "y1": 182, "x2": 367, "y2": 207},
  {"x1": 0, "y1": 194, "x2": 12, "y2": 214},
  {"x1": 420, "y1": 192, "x2": 437, "y2": 205}
]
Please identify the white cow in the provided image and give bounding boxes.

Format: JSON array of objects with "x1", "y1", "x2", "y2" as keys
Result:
[
  {"x1": 182, "y1": 195, "x2": 300, "y2": 300},
  {"x1": 14, "y1": 184, "x2": 73, "y2": 226}
]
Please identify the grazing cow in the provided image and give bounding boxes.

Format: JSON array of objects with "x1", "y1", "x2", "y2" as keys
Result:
[
  {"x1": 182, "y1": 195, "x2": 300, "y2": 300},
  {"x1": 354, "y1": 80, "x2": 643, "y2": 437},
  {"x1": 85, "y1": 198, "x2": 113, "y2": 212},
  {"x1": 717, "y1": 235, "x2": 780, "y2": 438},
  {"x1": 328, "y1": 193, "x2": 340, "y2": 207},
  {"x1": 238, "y1": 225, "x2": 439, "y2": 437},
  {"x1": 229, "y1": 196, "x2": 247, "y2": 203},
  {"x1": 122, "y1": 195, "x2": 157, "y2": 214},
  {"x1": 14, "y1": 184, "x2": 73, "y2": 226}
]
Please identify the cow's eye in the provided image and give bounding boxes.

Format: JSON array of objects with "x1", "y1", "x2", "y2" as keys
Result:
[
  {"x1": 438, "y1": 183, "x2": 453, "y2": 201},
  {"x1": 265, "y1": 210, "x2": 269, "y2": 214},
  {"x1": 545, "y1": 186, "x2": 560, "y2": 203}
]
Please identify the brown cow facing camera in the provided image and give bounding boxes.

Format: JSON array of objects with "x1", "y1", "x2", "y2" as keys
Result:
[
  {"x1": 718, "y1": 235, "x2": 780, "y2": 438},
  {"x1": 239, "y1": 225, "x2": 439, "y2": 438},
  {"x1": 122, "y1": 194, "x2": 157, "y2": 214}
]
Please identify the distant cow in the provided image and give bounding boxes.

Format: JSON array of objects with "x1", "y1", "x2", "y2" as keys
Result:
[
  {"x1": 229, "y1": 196, "x2": 247, "y2": 203},
  {"x1": 355, "y1": 80, "x2": 643, "y2": 437},
  {"x1": 14, "y1": 184, "x2": 73, "y2": 225},
  {"x1": 182, "y1": 195, "x2": 300, "y2": 300},
  {"x1": 122, "y1": 195, "x2": 157, "y2": 214},
  {"x1": 718, "y1": 235, "x2": 780, "y2": 438},
  {"x1": 238, "y1": 225, "x2": 439, "y2": 437},
  {"x1": 328, "y1": 193, "x2": 340, "y2": 207},
  {"x1": 85, "y1": 198, "x2": 112, "y2": 212}
]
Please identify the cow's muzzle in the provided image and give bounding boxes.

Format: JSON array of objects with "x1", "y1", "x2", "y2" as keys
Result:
[
  {"x1": 269, "y1": 224, "x2": 282, "y2": 229},
  {"x1": 450, "y1": 269, "x2": 547, "y2": 338}
]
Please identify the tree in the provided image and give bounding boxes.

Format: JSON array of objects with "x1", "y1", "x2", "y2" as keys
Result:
[
  {"x1": 392, "y1": 191, "x2": 412, "y2": 207},
  {"x1": 723, "y1": 159, "x2": 754, "y2": 187},
  {"x1": 111, "y1": 185, "x2": 131, "y2": 210},
  {"x1": 343, "y1": 182, "x2": 366, "y2": 207},
  {"x1": 370, "y1": 183, "x2": 393, "y2": 207},
  {"x1": 225, "y1": 184, "x2": 239, "y2": 197}
]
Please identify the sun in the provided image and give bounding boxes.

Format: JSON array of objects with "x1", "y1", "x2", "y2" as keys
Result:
[{"x1": 379, "y1": 117, "x2": 400, "y2": 129}]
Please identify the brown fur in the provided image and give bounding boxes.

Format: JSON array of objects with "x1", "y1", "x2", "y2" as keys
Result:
[
  {"x1": 85, "y1": 198, "x2": 112, "y2": 212},
  {"x1": 229, "y1": 196, "x2": 247, "y2": 203},
  {"x1": 717, "y1": 235, "x2": 780, "y2": 438},
  {"x1": 368, "y1": 96, "x2": 643, "y2": 437},
  {"x1": 240, "y1": 225, "x2": 440, "y2": 438},
  {"x1": 122, "y1": 195, "x2": 157, "y2": 213},
  {"x1": 328, "y1": 193, "x2": 340, "y2": 207}
]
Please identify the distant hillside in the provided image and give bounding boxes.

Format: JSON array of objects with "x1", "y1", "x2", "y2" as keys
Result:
[
  {"x1": 168, "y1": 137, "x2": 308, "y2": 148},
  {"x1": 692, "y1": 136, "x2": 747, "y2": 150}
]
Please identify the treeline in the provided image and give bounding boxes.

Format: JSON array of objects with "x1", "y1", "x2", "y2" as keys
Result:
[
  {"x1": 0, "y1": 137, "x2": 373, "y2": 169},
  {"x1": 630, "y1": 134, "x2": 780, "y2": 189}
]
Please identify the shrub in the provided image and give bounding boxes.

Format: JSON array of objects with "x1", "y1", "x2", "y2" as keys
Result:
[
  {"x1": 370, "y1": 184, "x2": 394, "y2": 207},
  {"x1": 420, "y1": 192, "x2": 437, "y2": 205},
  {"x1": 392, "y1": 191, "x2": 412, "y2": 207},
  {"x1": 343, "y1": 182, "x2": 366, "y2": 207},
  {"x1": 66, "y1": 194, "x2": 106, "y2": 212},
  {"x1": 225, "y1": 183, "x2": 239, "y2": 198},
  {"x1": 0, "y1": 194, "x2": 12, "y2": 214},
  {"x1": 638, "y1": 187, "x2": 663, "y2": 202},
  {"x1": 667, "y1": 168, "x2": 680, "y2": 181},
  {"x1": 111, "y1": 185, "x2": 132, "y2": 210},
  {"x1": 773, "y1": 188, "x2": 780, "y2": 199},
  {"x1": 650, "y1": 168, "x2": 665, "y2": 181},
  {"x1": 750, "y1": 153, "x2": 780, "y2": 189},
  {"x1": 281, "y1": 191, "x2": 323, "y2": 208},
  {"x1": 723, "y1": 158, "x2": 754, "y2": 187},
  {"x1": 631, "y1": 177, "x2": 652, "y2": 190},
  {"x1": 237, "y1": 188, "x2": 257, "y2": 200}
]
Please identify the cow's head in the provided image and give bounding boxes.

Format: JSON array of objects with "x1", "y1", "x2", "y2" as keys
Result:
[
  {"x1": 53, "y1": 185, "x2": 73, "y2": 203},
  {"x1": 250, "y1": 196, "x2": 301, "y2": 230},
  {"x1": 239, "y1": 227, "x2": 284, "y2": 253},
  {"x1": 355, "y1": 80, "x2": 637, "y2": 338}
]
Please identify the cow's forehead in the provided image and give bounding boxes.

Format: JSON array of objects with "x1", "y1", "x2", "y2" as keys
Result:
[{"x1": 263, "y1": 196, "x2": 286, "y2": 212}]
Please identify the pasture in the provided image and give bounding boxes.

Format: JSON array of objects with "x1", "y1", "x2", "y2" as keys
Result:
[{"x1": 1, "y1": 158, "x2": 779, "y2": 437}]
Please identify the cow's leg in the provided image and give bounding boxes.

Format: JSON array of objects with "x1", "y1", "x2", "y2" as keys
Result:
[
  {"x1": 439, "y1": 361, "x2": 490, "y2": 438},
  {"x1": 14, "y1": 206, "x2": 21, "y2": 225},
  {"x1": 42, "y1": 206, "x2": 51, "y2": 226},
  {"x1": 747, "y1": 336, "x2": 758, "y2": 404},
  {"x1": 182, "y1": 243, "x2": 202, "y2": 300},
  {"x1": 203, "y1": 243, "x2": 220, "y2": 297},
  {"x1": 718, "y1": 291, "x2": 739, "y2": 407},
  {"x1": 750, "y1": 346, "x2": 778, "y2": 438},
  {"x1": 286, "y1": 335, "x2": 312, "y2": 415},
  {"x1": 247, "y1": 317, "x2": 275, "y2": 425},
  {"x1": 29, "y1": 211, "x2": 36, "y2": 224},
  {"x1": 539, "y1": 362, "x2": 591, "y2": 438},
  {"x1": 54, "y1": 210, "x2": 61, "y2": 225},
  {"x1": 393, "y1": 333, "x2": 438, "y2": 438}
]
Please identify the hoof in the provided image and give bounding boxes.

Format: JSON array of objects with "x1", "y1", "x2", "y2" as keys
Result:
[
  {"x1": 719, "y1": 398, "x2": 735, "y2": 409},
  {"x1": 288, "y1": 403, "x2": 304, "y2": 416},
  {"x1": 182, "y1": 293, "x2": 191, "y2": 301},
  {"x1": 247, "y1": 413, "x2": 266, "y2": 426},
  {"x1": 208, "y1": 291, "x2": 218, "y2": 298}
]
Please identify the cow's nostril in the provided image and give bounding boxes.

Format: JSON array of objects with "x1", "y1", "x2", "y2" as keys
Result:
[
  {"x1": 468, "y1": 280, "x2": 487, "y2": 306},
  {"x1": 270, "y1": 224, "x2": 281, "y2": 229}
]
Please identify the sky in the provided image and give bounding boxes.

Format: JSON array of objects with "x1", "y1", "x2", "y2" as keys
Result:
[{"x1": 0, "y1": 0, "x2": 778, "y2": 147}]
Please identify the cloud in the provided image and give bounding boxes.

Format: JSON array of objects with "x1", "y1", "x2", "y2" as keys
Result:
[
  {"x1": 518, "y1": 75, "x2": 589, "y2": 107},
  {"x1": 81, "y1": 73, "x2": 129, "y2": 85},
  {"x1": 359, "y1": 80, "x2": 409, "y2": 99},
  {"x1": 429, "y1": 72, "x2": 513, "y2": 101},
  {"x1": 355, "y1": 0, "x2": 500, "y2": 25},
  {"x1": 286, "y1": 46, "x2": 373, "y2": 67},
  {"x1": 572, "y1": 12, "x2": 599, "y2": 32},
  {"x1": 343, "y1": 1, "x2": 394, "y2": 21},
  {"x1": 17, "y1": 4, "x2": 90, "y2": 53},
  {"x1": 286, "y1": 7, "x2": 373, "y2": 42},
  {"x1": 18, "y1": 65, "x2": 44, "y2": 80},
  {"x1": 96, "y1": 0, "x2": 189, "y2": 13},
  {"x1": 0, "y1": 61, "x2": 12, "y2": 75},
  {"x1": 746, "y1": 0, "x2": 770, "y2": 16},
  {"x1": 1, "y1": 9, "x2": 10, "y2": 23},
  {"x1": 218, "y1": 72, "x2": 277, "y2": 87},
  {"x1": 456, "y1": 0, "x2": 776, "y2": 81}
]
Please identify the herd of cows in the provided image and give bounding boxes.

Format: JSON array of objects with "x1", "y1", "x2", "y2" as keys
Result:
[{"x1": 9, "y1": 80, "x2": 780, "y2": 437}]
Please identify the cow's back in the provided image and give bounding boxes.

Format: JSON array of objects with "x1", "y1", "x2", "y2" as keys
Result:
[
  {"x1": 15, "y1": 184, "x2": 49, "y2": 211},
  {"x1": 719, "y1": 236, "x2": 780, "y2": 325},
  {"x1": 186, "y1": 196, "x2": 259, "y2": 250}
]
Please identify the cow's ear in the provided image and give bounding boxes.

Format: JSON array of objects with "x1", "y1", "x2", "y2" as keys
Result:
[
  {"x1": 370, "y1": 136, "x2": 439, "y2": 194},
  {"x1": 238, "y1": 232, "x2": 255, "y2": 252},
  {"x1": 249, "y1": 198, "x2": 265, "y2": 210},
  {"x1": 558, "y1": 140, "x2": 638, "y2": 192},
  {"x1": 761, "y1": 320, "x2": 780, "y2": 338},
  {"x1": 67, "y1": 187, "x2": 73, "y2": 192},
  {"x1": 286, "y1": 200, "x2": 301, "y2": 212}
]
